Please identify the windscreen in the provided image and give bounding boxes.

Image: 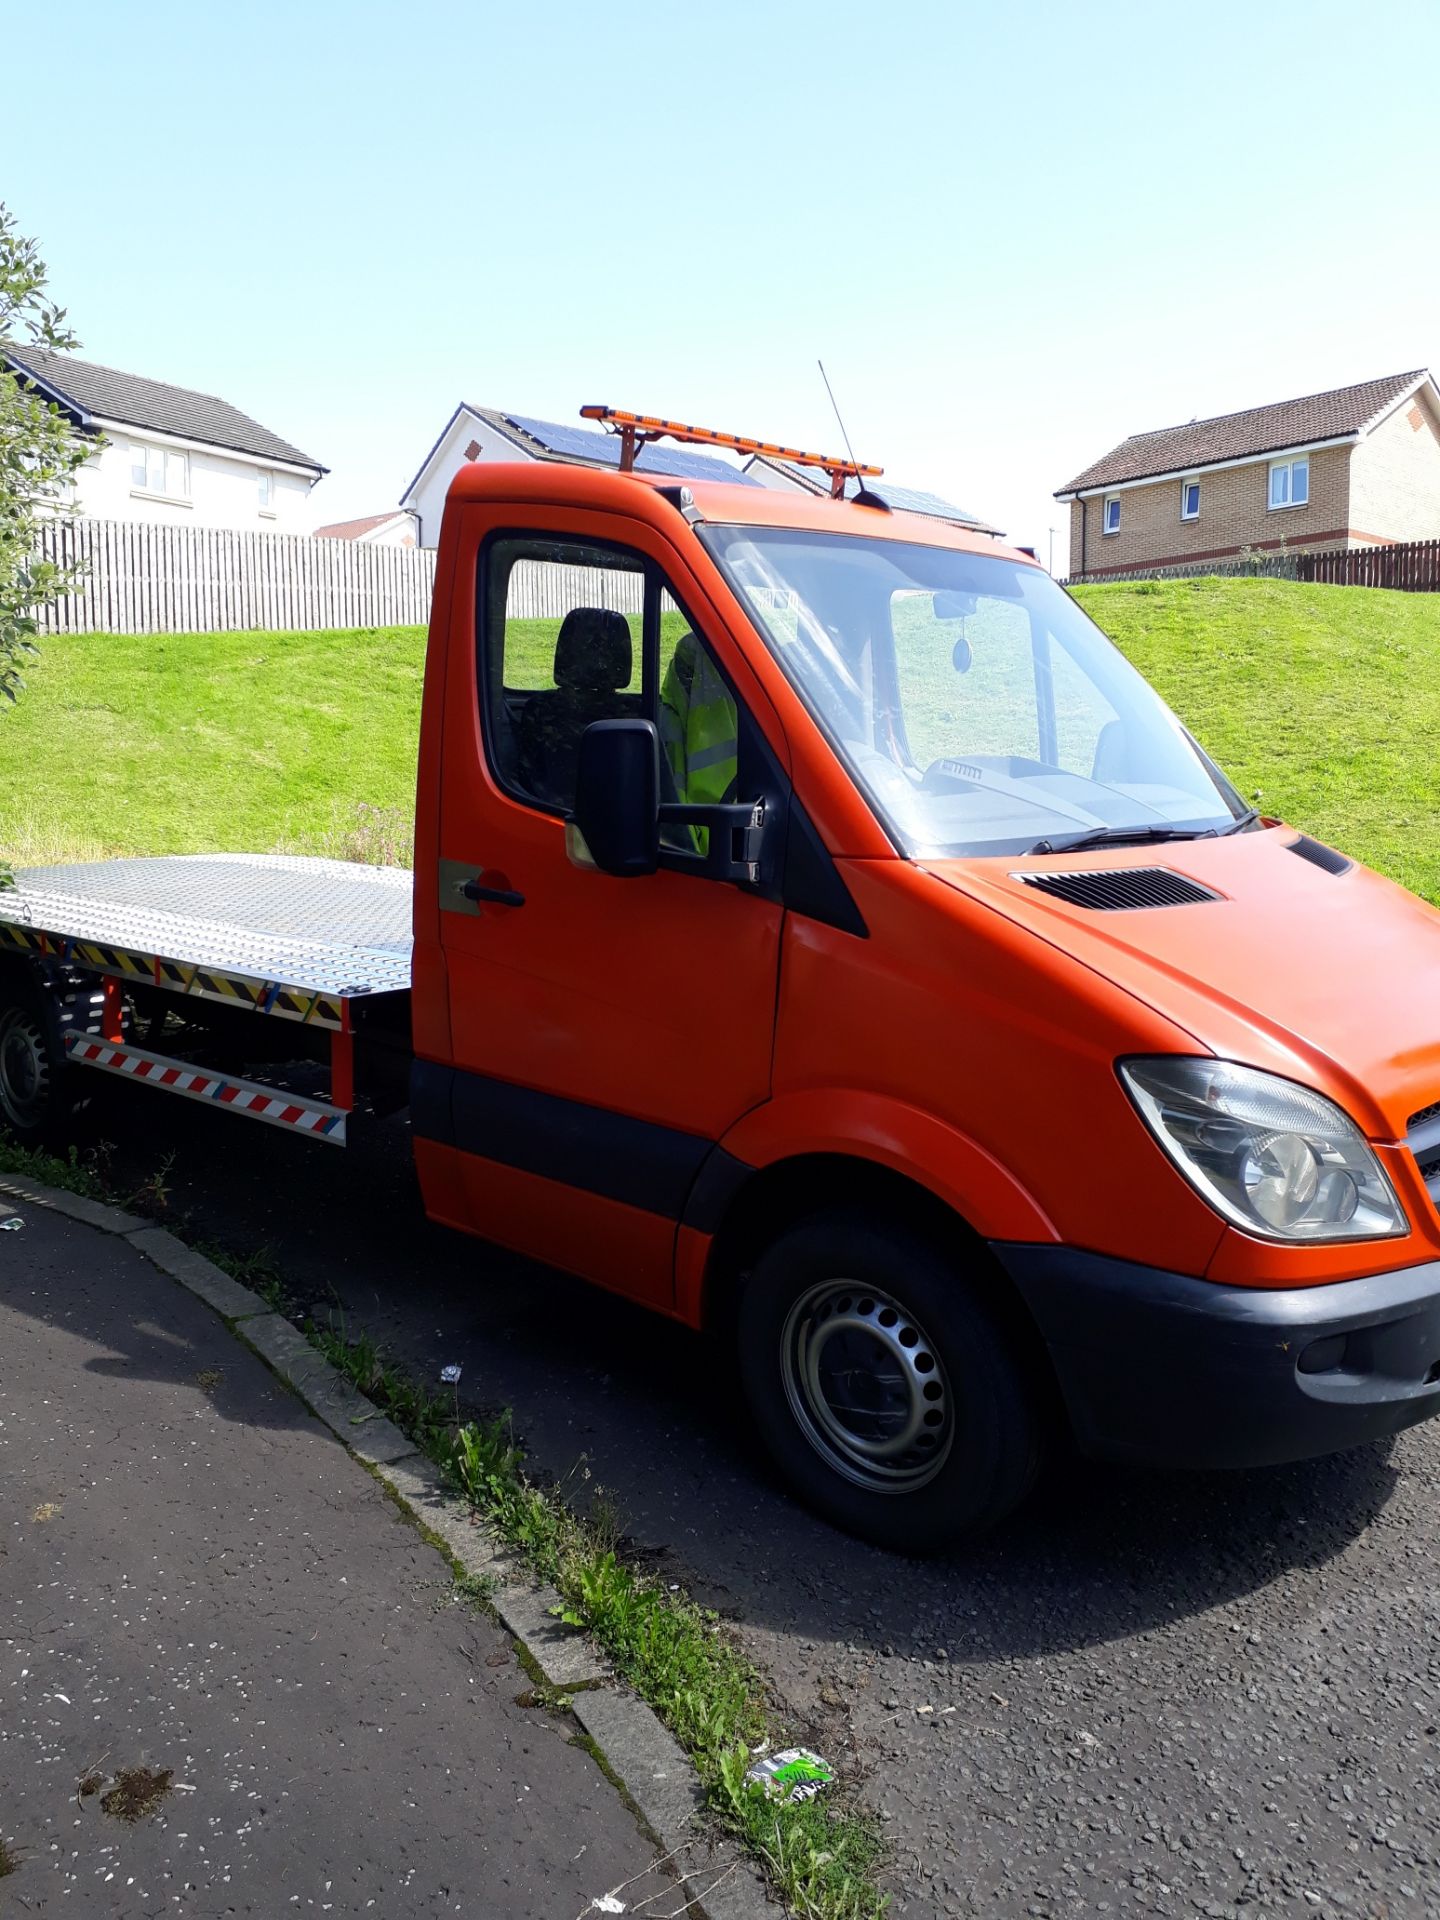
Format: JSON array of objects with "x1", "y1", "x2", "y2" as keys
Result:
[{"x1": 700, "y1": 526, "x2": 1246, "y2": 858}]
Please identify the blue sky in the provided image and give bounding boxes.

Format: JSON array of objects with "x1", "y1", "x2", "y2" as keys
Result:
[{"x1": 7, "y1": 0, "x2": 1439, "y2": 563}]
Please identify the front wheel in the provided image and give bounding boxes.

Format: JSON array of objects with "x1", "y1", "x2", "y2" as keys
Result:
[{"x1": 736, "y1": 1211, "x2": 1042, "y2": 1552}]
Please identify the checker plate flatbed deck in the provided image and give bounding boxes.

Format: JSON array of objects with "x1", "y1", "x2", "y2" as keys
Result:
[
  {"x1": 0, "y1": 856, "x2": 414, "y2": 1146},
  {"x1": 0, "y1": 854, "x2": 413, "y2": 1028}
]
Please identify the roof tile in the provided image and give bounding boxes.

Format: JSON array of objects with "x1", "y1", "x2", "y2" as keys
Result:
[
  {"x1": 1057, "y1": 369, "x2": 1428, "y2": 495},
  {"x1": 2, "y1": 341, "x2": 325, "y2": 472}
]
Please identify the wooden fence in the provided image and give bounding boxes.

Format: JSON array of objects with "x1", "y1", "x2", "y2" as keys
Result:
[
  {"x1": 35, "y1": 518, "x2": 439, "y2": 635},
  {"x1": 1295, "y1": 538, "x2": 1440, "y2": 590},
  {"x1": 504, "y1": 557, "x2": 644, "y2": 619},
  {"x1": 1069, "y1": 535, "x2": 1440, "y2": 591}
]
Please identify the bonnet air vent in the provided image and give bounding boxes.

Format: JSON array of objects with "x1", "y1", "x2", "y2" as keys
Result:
[
  {"x1": 1015, "y1": 868, "x2": 1221, "y2": 911},
  {"x1": 1287, "y1": 834, "x2": 1352, "y2": 875}
]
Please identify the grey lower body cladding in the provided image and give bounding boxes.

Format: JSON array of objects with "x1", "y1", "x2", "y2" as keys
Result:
[
  {"x1": 993, "y1": 1243, "x2": 1440, "y2": 1468},
  {"x1": 409, "y1": 1057, "x2": 749, "y2": 1229}
]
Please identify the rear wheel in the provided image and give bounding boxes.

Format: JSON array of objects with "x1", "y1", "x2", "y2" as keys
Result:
[
  {"x1": 0, "y1": 974, "x2": 94, "y2": 1148},
  {"x1": 736, "y1": 1210, "x2": 1042, "y2": 1552}
]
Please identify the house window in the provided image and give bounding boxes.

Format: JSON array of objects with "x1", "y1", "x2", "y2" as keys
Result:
[
  {"x1": 129, "y1": 442, "x2": 189, "y2": 500},
  {"x1": 258, "y1": 470, "x2": 274, "y2": 513},
  {"x1": 1181, "y1": 479, "x2": 1201, "y2": 521},
  {"x1": 1268, "y1": 456, "x2": 1310, "y2": 510},
  {"x1": 1103, "y1": 495, "x2": 1121, "y2": 535}
]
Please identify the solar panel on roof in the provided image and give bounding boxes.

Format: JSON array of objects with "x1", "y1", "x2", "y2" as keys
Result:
[
  {"x1": 837, "y1": 474, "x2": 992, "y2": 527},
  {"x1": 505, "y1": 415, "x2": 617, "y2": 463},
  {"x1": 503, "y1": 414, "x2": 756, "y2": 486},
  {"x1": 871, "y1": 482, "x2": 980, "y2": 519},
  {"x1": 633, "y1": 445, "x2": 760, "y2": 484}
]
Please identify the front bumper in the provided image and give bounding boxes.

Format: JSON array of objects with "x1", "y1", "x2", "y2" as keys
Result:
[{"x1": 991, "y1": 1244, "x2": 1440, "y2": 1469}]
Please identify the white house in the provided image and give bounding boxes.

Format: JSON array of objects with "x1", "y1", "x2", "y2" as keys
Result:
[
  {"x1": 400, "y1": 404, "x2": 756, "y2": 547},
  {"x1": 4, "y1": 342, "x2": 326, "y2": 532},
  {"x1": 314, "y1": 510, "x2": 418, "y2": 547}
]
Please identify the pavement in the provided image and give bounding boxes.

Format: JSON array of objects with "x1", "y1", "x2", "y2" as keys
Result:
[
  {"x1": 0, "y1": 1194, "x2": 721, "y2": 1919},
  {"x1": 70, "y1": 1082, "x2": 1440, "y2": 1919}
]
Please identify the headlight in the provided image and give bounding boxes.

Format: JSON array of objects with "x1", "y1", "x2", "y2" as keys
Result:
[{"x1": 1120, "y1": 1057, "x2": 1407, "y2": 1243}]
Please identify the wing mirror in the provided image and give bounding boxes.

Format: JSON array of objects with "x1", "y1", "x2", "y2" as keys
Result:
[
  {"x1": 570, "y1": 719, "x2": 661, "y2": 878},
  {"x1": 570, "y1": 717, "x2": 768, "y2": 886}
]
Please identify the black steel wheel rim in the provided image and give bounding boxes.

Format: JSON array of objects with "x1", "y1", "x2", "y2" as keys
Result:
[
  {"x1": 779, "y1": 1279, "x2": 955, "y2": 1494},
  {"x1": 0, "y1": 1008, "x2": 50, "y2": 1128}
]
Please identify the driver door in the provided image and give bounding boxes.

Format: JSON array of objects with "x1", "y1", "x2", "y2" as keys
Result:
[{"x1": 431, "y1": 511, "x2": 785, "y2": 1309}]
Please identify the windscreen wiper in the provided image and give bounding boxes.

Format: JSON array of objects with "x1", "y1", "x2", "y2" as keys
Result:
[
  {"x1": 1220, "y1": 807, "x2": 1261, "y2": 835},
  {"x1": 1029, "y1": 825, "x2": 1220, "y2": 855}
]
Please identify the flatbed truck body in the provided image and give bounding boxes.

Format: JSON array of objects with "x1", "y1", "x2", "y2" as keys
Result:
[
  {"x1": 6, "y1": 423, "x2": 1440, "y2": 1551},
  {"x1": 0, "y1": 853, "x2": 411, "y2": 1144}
]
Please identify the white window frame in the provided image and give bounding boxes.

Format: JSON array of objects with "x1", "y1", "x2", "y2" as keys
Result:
[
  {"x1": 258, "y1": 469, "x2": 276, "y2": 517},
  {"x1": 1268, "y1": 455, "x2": 1310, "y2": 511},
  {"x1": 1103, "y1": 494, "x2": 1121, "y2": 535},
  {"x1": 1180, "y1": 478, "x2": 1201, "y2": 521},
  {"x1": 129, "y1": 441, "x2": 190, "y2": 503}
]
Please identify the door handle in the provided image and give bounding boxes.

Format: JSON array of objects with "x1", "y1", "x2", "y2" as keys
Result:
[{"x1": 461, "y1": 878, "x2": 525, "y2": 908}]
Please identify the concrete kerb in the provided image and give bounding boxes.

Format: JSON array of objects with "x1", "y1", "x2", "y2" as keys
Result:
[
  {"x1": 0, "y1": 1171, "x2": 779, "y2": 1920},
  {"x1": 125, "y1": 1223, "x2": 272, "y2": 1321},
  {"x1": 0, "y1": 1170, "x2": 148, "y2": 1236},
  {"x1": 573, "y1": 1690, "x2": 775, "y2": 1920},
  {"x1": 374, "y1": 1451, "x2": 614, "y2": 1688}
]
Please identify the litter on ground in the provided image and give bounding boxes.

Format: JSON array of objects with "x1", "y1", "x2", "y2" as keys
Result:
[{"x1": 743, "y1": 1747, "x2": 835, "y2": 1803}]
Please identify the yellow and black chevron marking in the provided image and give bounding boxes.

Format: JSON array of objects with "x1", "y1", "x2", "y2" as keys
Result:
[
  {"x1": 0, "y1": 923, "x2": 152, "y2": 978},
  {"x1": 179, "y1": 970, "x2": 341, "y2": 1027},
  {"x1": 0, "y1": 920, "x2": 344, "y2": 1029},
  {"x1": 72, "y1": 940, "x2": 151, "y2": 979},
  {"x1": 191, "y1": 968, "x2": 262, "y2": 1008}
]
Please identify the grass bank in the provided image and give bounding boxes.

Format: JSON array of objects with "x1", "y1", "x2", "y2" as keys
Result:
[
  {"x1": 0, "y1": 624, "x2": 427, "y2": 866},
  {"x1": 1071, "y1": 576, "x2": 1440, "y2": 904},
  {"x1": 4, "y1": 580, "x2": 1440, "y2": 906}
]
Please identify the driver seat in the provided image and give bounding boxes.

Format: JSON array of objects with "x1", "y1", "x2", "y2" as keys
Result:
[{"x1": 517, "y1": 608, "x2": 634, "y2": 807}]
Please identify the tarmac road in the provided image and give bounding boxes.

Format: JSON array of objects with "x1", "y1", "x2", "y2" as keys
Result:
[
  {"x1": 0, "y1": 1201, "x2": 681, "y2": 1919},
  {"x1": 89, "y1": 1085, "x2": 1440, "y2": 1918}
]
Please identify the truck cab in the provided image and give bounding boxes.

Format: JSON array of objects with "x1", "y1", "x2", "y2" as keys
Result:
[
  {"x1": 408, "y1": 452, "x2": 1440, "y2": 1549},
  {"x1": 6, "y1": 426, "x2": 1440, "y2": 1551}
]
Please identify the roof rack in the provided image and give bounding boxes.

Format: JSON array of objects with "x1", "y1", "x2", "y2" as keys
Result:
[{"x1": 579, "y1": 406, "x2": 882, "y2": 499}]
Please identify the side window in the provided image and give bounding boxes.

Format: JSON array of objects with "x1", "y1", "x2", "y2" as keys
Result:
[
  {"x1": 483, "y1": 538, "x2": 643, "y2": 811},
  {"x1": 481, "y1": 541, "x2": 740, "y2": 851}
]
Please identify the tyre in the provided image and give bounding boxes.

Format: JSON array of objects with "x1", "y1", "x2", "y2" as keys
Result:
[
  {"x1": 0, "y1": 973, "x2": 93, "y2": 1148},
  {"x1": 736, "y1": 1210, "x2": 1042, "y2": 1552}
]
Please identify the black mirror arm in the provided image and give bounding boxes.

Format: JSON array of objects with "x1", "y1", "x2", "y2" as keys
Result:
[{"x1": 658, "y1": 798, "x2": 766, "y2": 885}]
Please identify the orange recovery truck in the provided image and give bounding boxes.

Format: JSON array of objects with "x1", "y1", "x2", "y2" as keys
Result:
[{"x1": 5, "y1": 410, "x2": 1440, "y2": 1550}]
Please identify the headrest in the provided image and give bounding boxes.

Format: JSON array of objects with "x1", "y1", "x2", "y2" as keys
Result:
[{"x1": 554, "y1": 608, "x2": 632, "y2": 691}]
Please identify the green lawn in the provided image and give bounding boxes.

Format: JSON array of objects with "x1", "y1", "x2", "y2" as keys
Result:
[
  {"x1": 3, "y1": 579, "x2": 1439, "y2": 905},
  {"x1": 1071, "y1": 577, "x2": 1440, "y2": 904},
  {"x1": 0, "y1": 624, "x2": 428, "y2": 868}
]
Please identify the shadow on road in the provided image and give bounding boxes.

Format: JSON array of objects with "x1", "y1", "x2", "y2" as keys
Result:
[{"x1": 51, "y1": 1079, "x2": 1408, "y2": 1667}]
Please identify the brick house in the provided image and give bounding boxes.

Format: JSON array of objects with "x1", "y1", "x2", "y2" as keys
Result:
[{"x1": 1056, "y1": 369, "x2": 1440, "y2": 579}]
